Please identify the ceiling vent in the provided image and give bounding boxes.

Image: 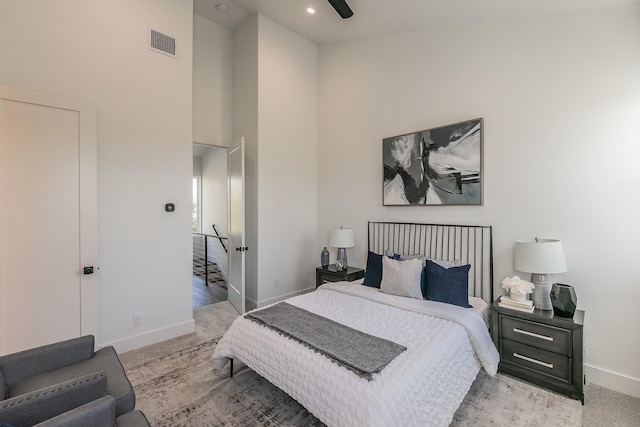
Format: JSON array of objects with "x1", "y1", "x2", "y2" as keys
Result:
[{"x1": 149, "y1": 28, "x2": 177, "y2": 58}]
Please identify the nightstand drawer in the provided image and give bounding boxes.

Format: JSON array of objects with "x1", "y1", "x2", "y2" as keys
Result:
[
  {"x1": 316, "y1": 265, "x2": 365, "y2": 288},
  {"x1": 320, "y1": 275, "x2": 345, "y2": 284},
  {"x1": 502, "y1": 339, "x2": 571, "y2": 381},
  {"x1": 501, "y1": 317, "x2": 571, "y2": 356}
]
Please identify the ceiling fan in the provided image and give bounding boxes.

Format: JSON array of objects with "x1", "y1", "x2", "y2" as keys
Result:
[{"x1": 327, "y1": 0, "x2": 353, "y2": 19}]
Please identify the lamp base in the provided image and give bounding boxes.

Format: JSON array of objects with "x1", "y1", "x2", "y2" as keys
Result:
[
  {"x1": 336, "y1": 248, "x2": 348, "y2": 271},
  {"x1": 530, "y1": 273, "x2": 552, "y2": 310}
]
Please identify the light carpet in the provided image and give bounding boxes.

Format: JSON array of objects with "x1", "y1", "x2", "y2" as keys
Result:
[{"x1": 120, "y1": 301, "x2": 582, "y2": 427}]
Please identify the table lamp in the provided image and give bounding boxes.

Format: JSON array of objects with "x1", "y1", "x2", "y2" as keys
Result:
[
  {"x1": 329, "y1": 227, "x2": 354, "y2": 271},
  {"x1": 515, "y1": 238, "x2": 567, "y2": 310}
]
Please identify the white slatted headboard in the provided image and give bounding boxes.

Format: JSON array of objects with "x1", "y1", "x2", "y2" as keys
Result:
[{"x1": 368, "y1": 221, "x2": 494, "y2": 303}]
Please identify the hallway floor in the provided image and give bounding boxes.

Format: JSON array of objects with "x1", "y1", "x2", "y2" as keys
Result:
[{"x1": 192, "y1": 262, "x2": 227, "y2": 309}]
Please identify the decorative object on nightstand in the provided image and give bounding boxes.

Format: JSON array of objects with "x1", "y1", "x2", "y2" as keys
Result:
[
  {"x1": 329, "y1": 227, "x2": 354, "y2": 271},
  {"x1": 515, "y1": 238, "x2": 567, "y2": 311},
  {"x1": 498, "y1": 295, "x2": 534, "y2": 313},
  {"x1": 491, "y1": 300, "x2": 584, "y2": 403},
  {"x1": 315, "y1": 265, "x2": 364, "y2": 288},
  {"x1": 320, "y1": 247, "x2": 330, "y2": 269},
  {"x1": 500, "y1": 276, "x2": 534, "y2": 302},
  {"x1": 550, "y1": 283, "x2": 577, "y2": 318}
]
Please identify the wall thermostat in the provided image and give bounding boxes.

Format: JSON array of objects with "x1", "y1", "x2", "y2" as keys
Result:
[{"x1": 165, "y1": 203, "x2": 175, "y2": 212}]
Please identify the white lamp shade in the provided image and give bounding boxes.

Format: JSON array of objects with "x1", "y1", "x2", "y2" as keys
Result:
[
  {"x1": 515, "y1": 239, "x2": 567, "y2": 274},
  {"x1": 329, "y1": 228, "x2": 354, "y2": 248}
]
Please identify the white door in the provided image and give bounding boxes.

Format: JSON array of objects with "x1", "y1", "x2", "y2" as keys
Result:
[
  {"x1": 0, "y1": 86, "x2": 98, "y2": 354},
  {"x1": 227, "y1": 137, "x2": 245, "y2": 314}
]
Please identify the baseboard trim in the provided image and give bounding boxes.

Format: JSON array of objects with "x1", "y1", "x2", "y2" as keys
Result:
[
  {"x1": 99, "y1": 318, "x2": 196, "y2": 354},
  {"x1": 585, "y1": 363, "x2": 640, "y2": 398}
]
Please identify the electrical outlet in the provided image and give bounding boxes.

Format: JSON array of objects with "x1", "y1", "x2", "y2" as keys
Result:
[
  {"x1": 274, "y1": 277, "x2": 279, "y2": 287},
  {"x1": 133, "y1": 312, "x2": 144, "y2": 327}
]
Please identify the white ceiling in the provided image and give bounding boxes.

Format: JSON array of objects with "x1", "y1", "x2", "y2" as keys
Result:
[{"x1": 194, "y1": 0, "x2": 638, "y2": 44}]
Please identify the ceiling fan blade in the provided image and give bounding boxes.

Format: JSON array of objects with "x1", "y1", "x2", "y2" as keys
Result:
[{"x1": 327, "y1": 0, "x2": 353, "y2": 19}]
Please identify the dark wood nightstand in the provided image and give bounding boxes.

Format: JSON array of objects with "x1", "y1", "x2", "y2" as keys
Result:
[
  {"x1": 316, "y1": 264, "x2": 364, "y2": 288},
  {"x1": 491, "y1": 299, "x2": 585, "y2": 403}
]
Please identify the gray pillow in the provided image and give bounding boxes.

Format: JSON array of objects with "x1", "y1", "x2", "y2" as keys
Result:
[{"x1": 380, "y1": 256, "x2": 424, "y2": 300}]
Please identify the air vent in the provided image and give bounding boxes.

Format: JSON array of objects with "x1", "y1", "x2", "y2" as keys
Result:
[{"x1": 149, "y1": 28, "x2": 177, "y2": 58}]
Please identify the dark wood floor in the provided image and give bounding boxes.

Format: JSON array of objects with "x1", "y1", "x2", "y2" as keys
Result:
[
  {"x1": 192, "y1": 275, "x2": 227, "y2": 309},
  {"x1": 192, "y1": 260, "x2": 228, "y2": 309}
]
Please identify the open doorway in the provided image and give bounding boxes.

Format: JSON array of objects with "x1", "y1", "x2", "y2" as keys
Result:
[{"x1": 192, "y1": 143, "x2": 228, "y2": 309}]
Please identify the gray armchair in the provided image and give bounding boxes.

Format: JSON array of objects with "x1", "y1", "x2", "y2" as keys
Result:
[
  {"x1": 0, "y1": 372, "x2": 149, "y2": 427},
  {"x1": 36, "y1": 396, "x2": 150, "y2": 427},
  {"x1": 0, "y1": 335, "x2": 135, "y2": 417}
]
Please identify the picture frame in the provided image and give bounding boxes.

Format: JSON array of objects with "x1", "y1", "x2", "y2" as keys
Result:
[{"x1": 382, "y1": 118, "x2": 483, "y2": 206}]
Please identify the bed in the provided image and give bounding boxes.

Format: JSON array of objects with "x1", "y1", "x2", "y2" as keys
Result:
[{"x1": 212, "y1": 222, "x2": 500, "y2": 426}]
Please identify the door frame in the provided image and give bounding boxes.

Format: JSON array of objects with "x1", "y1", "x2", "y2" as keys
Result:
[
  {"x1": 0, "y1": 85, "x2": 98, "y2": 353},
  {"x1": 191, "y1": 142, "x2": 231, "y2": 307}
]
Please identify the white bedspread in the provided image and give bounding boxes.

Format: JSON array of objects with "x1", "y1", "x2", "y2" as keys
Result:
[{"x1": 212, "y1": 282, "x2": 499, "y2": 427}]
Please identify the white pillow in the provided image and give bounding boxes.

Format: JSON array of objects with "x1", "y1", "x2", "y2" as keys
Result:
[
  {"x1": 389, "y1": 252, "x2": 462, "y2": 268},
  {"x1": 431, "y1": 259, "x2": 462, "y2": 268},
  {"x1": 380, "y1": 256, "x2": 423, "y2": 300},
  {"x1": 398, "y1": 254, "x2": 427, "y2": 264}
]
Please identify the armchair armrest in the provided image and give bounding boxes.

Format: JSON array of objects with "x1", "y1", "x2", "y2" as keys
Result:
[
  {"x1": 0, "y1": 372, "x2": 106, "y2": 426},
  {"x1": 33, "y1": 395, "x2": 115, "y2": 427},
  {"x1": 0, "y1": 336, "x2": 95, "y2": 386}
]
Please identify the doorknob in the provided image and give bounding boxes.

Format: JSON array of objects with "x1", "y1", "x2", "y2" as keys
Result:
[{"x1": 83, "y1": 266, "x2": 94, "y2": 275}]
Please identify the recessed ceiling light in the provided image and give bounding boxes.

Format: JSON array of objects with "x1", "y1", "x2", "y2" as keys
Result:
[
  {"x1": 216, "y1": 3, "x2": 228, "y2": 13},
  {"x1": 306, "y1": 7, "x2": 316, "y2": 15}
]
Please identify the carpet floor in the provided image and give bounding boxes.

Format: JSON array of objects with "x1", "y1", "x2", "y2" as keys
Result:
[{"x1": 120, "y1": 301, "x2": 582, "y2": 427}]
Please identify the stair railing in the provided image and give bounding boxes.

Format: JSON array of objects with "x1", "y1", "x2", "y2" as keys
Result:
[{"x1": 193, "y1": 226, "x2": 227, "y2": 286}]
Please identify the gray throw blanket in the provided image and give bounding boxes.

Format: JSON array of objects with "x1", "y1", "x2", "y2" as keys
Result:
[{"x1": 245, "y1": 302, "x2": 406, "y2": 381}]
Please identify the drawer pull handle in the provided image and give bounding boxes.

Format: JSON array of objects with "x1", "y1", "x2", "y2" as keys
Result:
[
  {"x1": 513, "y1": 352, "x2": 554, "y2": 369},
  {"x1": 513, "y1": 328, "x2": 554, "y2": 341}
]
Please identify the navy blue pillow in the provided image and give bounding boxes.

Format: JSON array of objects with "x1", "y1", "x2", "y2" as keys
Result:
[
  {"x1": 363, "y1": 251, "x2": 383, "y2": 288},
  {"x1": 423, "y1": 260, "x2": 471, "y2": 308}
]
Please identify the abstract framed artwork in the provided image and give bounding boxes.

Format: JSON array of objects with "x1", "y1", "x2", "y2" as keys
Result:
[{"x1": 382, "y1": 118, "x2": 483, "y2": 206}]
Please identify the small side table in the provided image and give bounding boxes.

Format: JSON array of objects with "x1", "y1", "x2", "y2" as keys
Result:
[
  {"x1": 316, "y1": 264, "x2": 364, "y2": 288},
  {"x1": 491, "y1": 299, "x2": 585, "y2": 403}
]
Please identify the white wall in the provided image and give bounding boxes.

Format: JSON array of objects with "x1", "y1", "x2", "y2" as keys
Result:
[
  {"x1": 256, "y1": 15, "x2": 318, "y2": 304},
  {"x1": 233, "y1": 14, "x2": 318, "y2": 307},
  {"x1": 192, "y1": 155, "x2": 202, "y2": 177},
  {"x1": 317, "y1": 3, "x2": 640, "y2": 396},
  {"x1": 0, "y1": 0, "x2": 194, "y2": 351},
  {"x1": 193, "y1": 14, "x2": 233, "y2": 146}
]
